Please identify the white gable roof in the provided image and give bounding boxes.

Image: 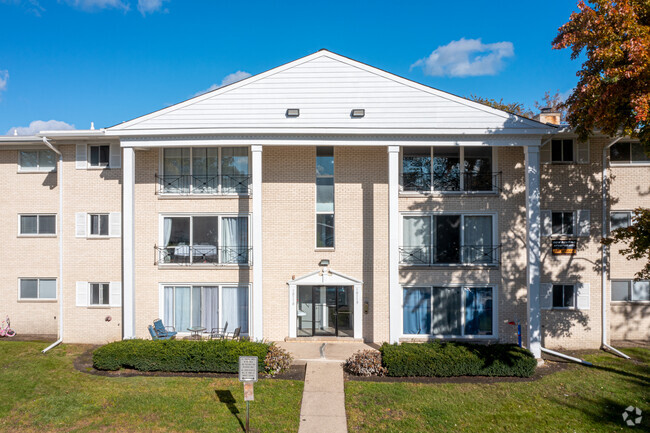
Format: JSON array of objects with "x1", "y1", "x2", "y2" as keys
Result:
[
  {"x1": 288, "y1": 268, "x2": 362, "y2": 286},
  {"x1": 109, "y1": 50, "x2": 553, "y2": 136}
]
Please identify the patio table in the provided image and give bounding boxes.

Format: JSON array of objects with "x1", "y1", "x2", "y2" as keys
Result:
[{"x1": 187, "y1": 326, "x2": 206, "y2": 340}]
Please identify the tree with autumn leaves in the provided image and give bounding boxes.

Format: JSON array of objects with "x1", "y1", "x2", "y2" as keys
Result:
[{"x1": 553, "y1": 1, "x2": 650, "y2": 278}]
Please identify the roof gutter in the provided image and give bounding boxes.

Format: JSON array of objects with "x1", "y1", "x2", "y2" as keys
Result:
[
  {"x1": 601, "y1": 137, "x2": 631, "y2": 359},
  {"x1": 41, "y1": 137, "x2": 64, "y2": 354}
]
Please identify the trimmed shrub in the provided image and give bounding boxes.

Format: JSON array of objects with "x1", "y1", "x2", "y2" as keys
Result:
[
  {"x1": 344, "y1": 350, "x2": 387, "y2": 376},
  {"x1": 380, "y1": 341, "x2": 536, "y2": 377},
  {"x1": 264, "y1": 344, "x2": 293, "y2": 376},
  {"x1": 93, "y1": 339, "x2": 269, "y2": 373}
]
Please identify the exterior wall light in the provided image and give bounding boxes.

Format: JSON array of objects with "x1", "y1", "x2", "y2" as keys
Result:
[
  {"x1": 286, "y1": 108, "x2": 300, "y2": 117},
  {"x1": 351, "y1": 109, "x2": 365, "y2": 118},
  {"x1": 318, "y1": 259, "x2": 330, "y2": 266}
]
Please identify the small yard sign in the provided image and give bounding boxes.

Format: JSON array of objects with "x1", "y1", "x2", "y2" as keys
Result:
[
  {"x1": 552, "y1": 239, "x2": 577, "y2": 255},
  {"x1": 238, "y1": 356, "x2": 258, "y2": 383}
]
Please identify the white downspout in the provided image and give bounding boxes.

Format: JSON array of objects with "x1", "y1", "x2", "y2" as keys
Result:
[
  {"x1": 41, "y1": 137, "x2": 63, "y2": 353},
  {"x1": 540, "y1": 347, "x2": 593, "y2": 366},
  {"x1": 600, "y1": 137, "x2": 631, "y2": 359}
]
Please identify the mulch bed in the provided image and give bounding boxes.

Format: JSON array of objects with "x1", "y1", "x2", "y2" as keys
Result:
[
  {"x1": 0, "y1": 334, "x2": 57, "y2": 342},
  {"x1": 73, "y1": 347, "x2": 305, "y2": 381}
]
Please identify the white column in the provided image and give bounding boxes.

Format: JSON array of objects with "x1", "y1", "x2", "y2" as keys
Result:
[
  {"x1": 288, "y1": 284, "x2": 297, "y2": 338},
  {"x1": 251, "y1": 145, "x2": 264, "y2": 341},
  {"x1": 388, "y1": 145, "x2": 401, "y2": 343},
  {"x1": 122, "y1": 146, "x2": 136, "y2": 339},
  {"x1": 524, "y1": 145, "x2": 542, "y2": 358},
  {"x1": 354, "y1": 283, "x2": 363, "y2": 339}
]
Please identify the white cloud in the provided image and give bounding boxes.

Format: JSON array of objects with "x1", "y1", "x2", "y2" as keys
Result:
[
  {"x1": 412, "y1": 38, "x2": 514, "y2": 77},
  {"x1": 137, "y1": 0, "x2": 168, "y2": 15},
  {"x1": 61, "y1": 0, "x2": 129, "y2": 12},
  {"x1": 0, "y1": 70, "x2": 8, "y2": 100},
  {"x1": 194, "y1": 71, "x2": 252, "y2": 97},
  {"x1": 7, "y1": 119, "x2": 76, "y2": 136}
]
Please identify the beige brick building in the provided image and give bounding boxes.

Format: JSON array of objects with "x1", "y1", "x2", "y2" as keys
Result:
[{"x1": 1, "y1": 51, "x2": 647, "y2": 355}]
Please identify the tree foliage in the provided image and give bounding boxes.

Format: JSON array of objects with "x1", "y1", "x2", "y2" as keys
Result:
[
  {"x1": 553, "y1": 0, "x2": 650, "y2": 147},
  {"x1": 469, "y1": 95, "x2": 534, "y2": 118},
  {"x1": 602, "y1": 208, "x2": 650, "y2": 280}
]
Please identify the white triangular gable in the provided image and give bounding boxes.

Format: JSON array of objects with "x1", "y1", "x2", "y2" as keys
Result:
[
  {"x1": 288, "y1": 268, "x2": 362, "y2": 286},
  {"x1": 110, "y1": 50, "x2": 553, "y2": 135}
]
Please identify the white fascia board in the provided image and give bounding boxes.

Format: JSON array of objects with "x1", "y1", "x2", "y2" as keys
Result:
[{"x1": 38, "y1": 129, "x2": 107, "y2": 139}]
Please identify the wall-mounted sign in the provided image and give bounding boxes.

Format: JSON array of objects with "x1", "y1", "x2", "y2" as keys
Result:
[{"x1": 552, "y1": 239, "x2": 577, "y2": 255}]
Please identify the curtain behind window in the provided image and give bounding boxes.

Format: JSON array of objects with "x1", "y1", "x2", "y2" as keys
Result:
[
  {"x1": 201, "y1": 287, "x2": 219, "y2": 330},
  {"x1": 464, "y1": 287, "x2": 493, "y2": 335},
  {"x1": 463, "y1": 216, "x2": 492, "y2": 263},
  {"x1": 403, "y1": 287, "x2": 431, "y2": 334},
  {"x1": 174, "y1": 286, "x2": 191, "y2": 331},
  {"x1": 222, "y1": 217, "x2": 248, "y2": 263},
  {"x1": 402, "y1": 216, "x2": 431, "y2": 264},
  {"x1": 431, "y1": 287, "x2": 461, "y2": 335},
  {"x1": 222, "y1": 286, "x2": 249, "y2": 334}
]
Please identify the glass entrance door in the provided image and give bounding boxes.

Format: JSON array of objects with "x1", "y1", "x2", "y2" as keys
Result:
[{"x1": 297, "y1": 286, "x2": 354, "y2": 337}]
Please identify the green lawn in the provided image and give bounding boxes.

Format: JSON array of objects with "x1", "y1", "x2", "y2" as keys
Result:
[
  {"x1": 0, "y1": 341, "x2": 303, "y2": 432},
  {"x1": 345, "y1": 348, "x2": 650, "y2": 432}
]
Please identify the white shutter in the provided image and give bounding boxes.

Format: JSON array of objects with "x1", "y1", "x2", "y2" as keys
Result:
[
  {"x1": 541, "y1": 210, "x2": 552, "y2": 237},
  {"x1": 540, "y1": 283, "x2": 553, "y2": 310},
  {"x1": 109, "y1": 282, "x2": 122, "y2": 307},
  {"x1": 576, "y1": 140, "x2": 589, "y2": 164},
  {"x1": 76, "y1": 281, "x2": 88, "y2": 307},
  {"x1": 109, "y1": 212, "x2": 121, "y2": 237},
  {"x1": 576, "y1": 210, "x2": 590, "y2": 237},
  {"x1": 75, "y1": 212, "x2": 87, "y2": 238},
  {"x1": 109, "y1": 143, "x2": 121, "y2": 169},
  {"x1": 76, "y1": 144, "x2": 87, "y2": 169},
  {"x1": 576, "y1": 283, "x2": 590, "y2": 310},
  {"x1": 540, "y1": 142, "x2": 551, "y2": 164}
]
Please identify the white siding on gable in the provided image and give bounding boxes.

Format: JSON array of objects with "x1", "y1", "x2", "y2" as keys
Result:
[{"x1": 114, "y1": 54, "x2": 552, "y2": 133}]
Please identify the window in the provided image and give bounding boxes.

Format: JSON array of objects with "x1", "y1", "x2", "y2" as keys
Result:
[
  {"x1": 163, "y1": 285, "x2": 249, "y2": 334},
  {"x1": 19, "y1": 150, "x2": 56, "y2": 172},
  {"x1": 160, "y1": 215, "x2": 249, "y2": 264},
  {"x1": 89, "y1": 145, "x2": 110, "y2": 167},
  {"x1": 551, "y1": 212, "x2": 574, "y2": 236},
  {"x1": 401, "y1": 214, "x2": 496, "y2": 265},
  {"x1": 316, "y1": 147, "x2": 334, "y2": 248},
  {"x1": 160, "y1": 147, "x2": 249, "y2": 194},
  {"x1": 89, "y1": 214, "x2": 109, "y2": 236},
  {"x1": 610, "y1": 211, "x2": 633, "y2": 231},
  {"x1": 551, "y1": 139, "x2": 574, "y2": 163},
  {"x1": 19, "y1": 214, "x2": 56, "y2": 235},
  {"x1": 403, "y1": 286, "x2": 494, "y2": 337},
  {"x1": 402, "y1": 146, "x2": 495, "y2": 192},
  {"x1": 19, "y1": 278, "x2": 56, "y2": 300},
  {"x1": 552, "y1": 284, "x2": 575, "y2": 308},
  {"x1": 611, "y1": 280, "x2": 650, "y2": 302},
  {"x1": 610, "y1": 142, "x2": 650, "y2": 164},
  {"x1": 90, "y1": 283, "x2": 110, "y2": 306}
]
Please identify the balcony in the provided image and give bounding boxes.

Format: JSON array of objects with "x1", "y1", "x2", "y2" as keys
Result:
[
  {"x1": 156, "y1": 174, "x2": 251, "y2": 195},
  {"x1": 399, "y1": 245, "x2": 501, "y2": 266},
  {"x1": 401, "y1": 171, "x2": 501, "y2": 193},
  {"x1": 155, "y1": 245, "x2": 252, "y2": 266}
]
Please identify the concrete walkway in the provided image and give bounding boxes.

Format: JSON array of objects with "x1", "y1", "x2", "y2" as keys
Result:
[{"x1": 275, "y1": 342, "x2": 376, "y2": 433}]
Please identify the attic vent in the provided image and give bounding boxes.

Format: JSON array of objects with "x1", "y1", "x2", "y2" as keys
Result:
[
  {"x1": 286, "y1": 108, "x2": 300, "y2": 117},
  {"x1": 351, "y1": 109, "x2": 365, "y2": 118}
]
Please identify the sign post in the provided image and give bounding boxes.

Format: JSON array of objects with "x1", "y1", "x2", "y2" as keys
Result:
[{"x1": 238, "y1": 356, "x2": 258, "y2": 433}]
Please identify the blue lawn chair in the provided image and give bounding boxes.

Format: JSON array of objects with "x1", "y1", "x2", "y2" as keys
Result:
[{"x1": 152, "y1": 319, "x2": 177, "y2": 340}]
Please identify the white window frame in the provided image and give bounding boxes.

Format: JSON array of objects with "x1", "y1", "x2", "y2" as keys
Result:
[
  {"x1": 89, "y1": 282, "x2": 110, "y2": 306},
  {"x1": 88, "y1": 144, "x2": 110, "y2": 168},
  {"x1": 609, "y1": 210, "x2": 634, "y2": 232},
  {"x1": 400, "y1": 284, "x2": 498, "y2": 339},
  {"x1": 158, "y1": 213, "x2": 251, "y2": 266},
  {"x1": 610, "y1": 141, "x2": 650, "y2": 166},
  {"x1": 18, "y1": 149, "x2": 57, "y2": 173},
  {"x1": 88, "y1": 213, "x2": 110, "y2": 237},
  {"x1": 18, "y1": 278, "x2": 57, "y2": 301},
  {"x1": 158, "y1": 146, "x2": 251, "y2": 196},
  {"x1": 611, "y1": 279, "x2": 650, "y2": 303},
  {"x1": 18, "y1": 214, "x2": 57, "y2": 237},
  {"x1": 551, "y1": 284, "x2": 576, "y2": 309},
  {"x1": 550, "y1": 138, "x2": 575, "y2": 164},
  {"x1": 315, "y1": 146, "x2": 335, "y2": 250},
  {"x1": 399, "y1": 146, "x2": 498, "y2": 195},
  {"x1": 399, "y1": 211, "x2": 498, "y2": 266},
  {"x1": 550, "y1": 211, "x2": 575, "y2": 237},
  {"x1": 158, "y1": 283, "x2": 252, "y2": 336}
]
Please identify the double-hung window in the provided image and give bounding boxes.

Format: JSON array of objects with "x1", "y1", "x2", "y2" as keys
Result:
[
  {"x1": 610, "y1": 142, "x2": 650, "y2": 164},
  {"x1": 89, "y1": 145, "x2": 110, "y2": 168},
  {"x1": 552, "y1": 284, "x2": 575, "y2": 308},
  {"x1": 401, "y1": 214, "x2": 496, "y2": 265},
  {"x1": 19, "y1": 150, "x2": 56, "y2": 172},
  {"x1": 163, "y1": 285, "x2": 249, "y2": 335},
  {"x1": 610, "y1": 211, "x2": 633, "y2": 231},
  {"x1": 90, "y1": 283, "x2": 110, "y2": 306},
  {"x1": 402, "y1": 285, "x2": 495, "y2": 337},
  {"x1": 552, "y1": 211, "x2": 574, "y2": 236},
  {"x1": 611, "y1": 280, "x2": 650, "y2": 302},
  {"x1": 160, "y1": 215, "x2": 249, "y2": 265},
  {"x1": 316, "y1": 147, "x2": 334, "y2": 248},
  {"x1": 160, "y1": 147, "x2": 249, "y2": 194},
  {"x1": 551, "y1": 139, "x2": 574, "y2": 163},
  {"x1": 89, "y1": 214, "x2": 109, "y2": 237},
  {"x1": 402, "y1": 146, "x2": 495, "y2": 192},
  {"x1": 19, "y1": 278, "x2": 57, "y2": 300},
  {"x1": 19, "y1": 214, "x2": 56, "y2": 236}
]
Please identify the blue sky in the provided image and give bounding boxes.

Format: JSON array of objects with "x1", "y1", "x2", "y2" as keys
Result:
[{"x1": 0, "y1": 0, "x2": 583, "y2": 135}]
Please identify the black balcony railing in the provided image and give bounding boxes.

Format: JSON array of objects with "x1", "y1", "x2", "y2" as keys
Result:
[
  {"x1": 155, "y1": 245, "x2": 252, "y2": 265},
  {"x1": 401, "y1": 171, "x2": 501, "y2": 193},
  {"x1": 155, "y1": 174, "x2": 251, "y2": 195},
  {"x1": 399, "y1": 245, "x2": 501, "y2": 265}
]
